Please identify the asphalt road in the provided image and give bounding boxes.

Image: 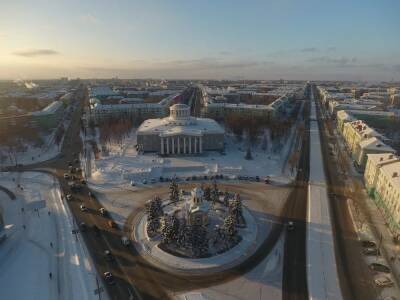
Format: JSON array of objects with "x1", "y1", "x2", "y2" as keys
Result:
[
  {"x1": 282, "y1": 92, "x2": 310, "y2": 300},
  {"x1": 313, "y1": 85, "x2": 377, "y2": 300}
]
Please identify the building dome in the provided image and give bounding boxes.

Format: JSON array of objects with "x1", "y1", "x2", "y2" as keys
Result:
[{"x1": 169, "y1": 104, "x2": 190, "y2": 120}]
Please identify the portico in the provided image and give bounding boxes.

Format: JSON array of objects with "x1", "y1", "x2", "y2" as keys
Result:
[{"x1": 160, "y1": 135, "x2": 203, "y2": 155}]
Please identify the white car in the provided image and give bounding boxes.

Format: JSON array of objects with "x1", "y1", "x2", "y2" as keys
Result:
[
  {"x1": 374, "y1": 275, "x2": 394, "y2": 287},
  {"x1": 80, "y1": 204, "x2": 88, "y2": 212},
  {"x1": 130, "y1": 180, "x2": 136, "y2": 186},
  {"x1": 66, "y1": 194, "x2": 73, "y2": 201}
]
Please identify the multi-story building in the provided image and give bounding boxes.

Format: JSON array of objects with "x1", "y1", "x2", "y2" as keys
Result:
[
  {"x1": 365, "y1": 153, "x2": 399, "y2": 194},
  {"x1": 342, "y1": 120, "x2": 382, "y2": 155},
  {"x1": 336, "y1": 110, "x2": 355, "y2": 133},
  {"x1": 356, "y1": 137, "x2": 395, "y2": 169},
  {"x1": 374, "y1": 161, "x2": 400, "y2": 233}
]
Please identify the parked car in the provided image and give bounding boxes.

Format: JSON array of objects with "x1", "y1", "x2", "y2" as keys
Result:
[
  {"x1": 287, "y1": 221, "x2": 295, "y2": 231},
  {"x1": 374, "y1": 275, "x2": 394, "y2": 287},
  {"x1": 369, "y1": 263, "x2": 391, "y2": 273},
  {"x1": 142, "y1": 179, "x2": 147, "y2": 184},
  {"x1": 104, "y1": 250, "x2": 114, "y2": 261},
  {"x1": 150, "y1": 178, "x2": 157, "y2": 184},
  {"x1": 103, "y1": 272, "x2": 115, "y2": 285},
  {"x1": 99, "y1": 207, "x2": 107, "y2": 216},
  {"x1": 66, "y1": 194, "x2": 73, "y2": 201},
  {"x1": 63, "y1": 173, "x2": 70, "y2": 179},
  {"x1": 130, "y1": 180, "x2": 136, "y2": 186},
  {"x1": 80, "y1": 204, "x2": 88, "y2": 212},
  {"x1": 363, "y1": 248, "x2": 380, "y2": 256},
  {"x1": 362, "y1": 240, "x2": 376, "y2": 248}
]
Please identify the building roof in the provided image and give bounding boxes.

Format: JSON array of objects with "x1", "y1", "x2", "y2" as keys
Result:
[
  {"x1": 366, "y1": 153, "x2": 399, "y2": 167},
  {"x1": 380, "y1": 161, "x2": 400, "y2": 189},
  {"x1": 359, "y1": 137, "x2": 395, "y2": 152},
  {"x1": 31, "y1": 101, "x2": 63, "y2": 116},
  {"x1": 337, "y1": 110, "x2": 355, "y2": 121},
  {"x1": 137, "y1": 115, "x2": 224, "y2": 137}
]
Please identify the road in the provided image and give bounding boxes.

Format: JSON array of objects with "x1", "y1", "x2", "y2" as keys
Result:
[
  {"x1": 312, "y1": 84, "x2": 377, "y2": 300},
  {"x1": 282, "y1": 89, "x2": 310, "y2": 300}
]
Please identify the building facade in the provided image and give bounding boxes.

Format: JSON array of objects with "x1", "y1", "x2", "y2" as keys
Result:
[{"x1": 137, "y1": 104, "x2": 224, "y2": 155}]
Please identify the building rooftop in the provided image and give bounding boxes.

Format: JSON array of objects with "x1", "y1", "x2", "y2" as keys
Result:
[
  {"x1": 367, "y1": 153, "x2": 399, "y2": 167},
  {"x1": 359, "y1": 137, "x2": 394, "y2": 152},
  {"x1": 380, "y1": 161, "x2": 400, "y2": 188},
  {"x1": 31, "y1": 101, "x2": 63, "y2": 116}
]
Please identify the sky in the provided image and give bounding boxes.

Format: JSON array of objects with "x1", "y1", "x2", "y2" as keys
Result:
[{"x1": 0, "y1": 0, "x2": 399, "y2": 81}]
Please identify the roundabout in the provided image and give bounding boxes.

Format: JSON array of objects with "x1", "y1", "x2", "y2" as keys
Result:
[{"x1": 131, "y1": 181, "x2": 261, "y2": 275}]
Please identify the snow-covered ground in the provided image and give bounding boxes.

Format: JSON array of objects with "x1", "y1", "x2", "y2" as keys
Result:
[
  {"x1": 0, "y1": 106, "x2": 74, "y2": 168},
  {"x1": 173, "y1": 232, "x2": 284, "y2": 300},
  {"x1": 0, "y1": 172, "x2": 109, "y2": 300},
  {"x1": 87, "y1": 128, "x2": 292, "y2": 187}
]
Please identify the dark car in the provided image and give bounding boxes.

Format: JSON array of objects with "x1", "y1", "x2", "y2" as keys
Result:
[
  {"x1": 104, "y1": 250, "x2": 114, "y2": 261},
  {"x1": 369, "y1": 263, "x2": 391, "y2": 273},
  {"x1": 362, "y1": 240, "x2": 376, "y2": 248},
  {"x1": 103, "y1": 272, "x2": 115, "y2": 285}
]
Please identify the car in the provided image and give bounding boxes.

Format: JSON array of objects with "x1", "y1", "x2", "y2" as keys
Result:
[
  {"x1": 185, "y1": 177, "x2": 191, "y2": 181},
  {"x1": 80, "y1": 204, "x2": 88, "y2": 212},
  {"x1": 104, "y1": 250, "x2": 114, "y2": 261},
  {"x1": 66, "y1": 194, "x2": 73, "y2": 201},
  {"x1": 79, "y1": 222, "x2": 87, "y2": 232},
  {"x1": 369, "y1": 263, "x2": 391, "y2": 273},
  {"x1": 362, "y1": 240, "x2": 376, "y2": 248},
  {"x1": 108, "y1": 220, "x2": 117, "y2": 228},
  {"x1": 287, "y1": 221, "x2": 295, "y2": 231},
  {"x1": 121, "y1": 236, "x2": 130, "y2": 246},
  {"x1": 374, "y1": 275, "x2": 394, "y2": 287},
  {"x1": 363, "y1": 247, "x2": 380, "y2": 256},
  {"x1": 142, "y1": 179, "x2": 147, "y2": 184},
  {"x1": 99, "y1": 207, "x2": 107, "y2": 216},
  {"x1": 103, "y1": 272, "x2": 115, "y2": 285},
  {"x1": 150, "y1": 178, "x2": 156, "y2": 184},
  {"x1": 63, "y1": 173, "x2": 70, "y2": 179},
  {"x1": 159, "y1": 176, "x2": 164, "y2": 182},
  {"x1": 130, "y1": 180, "x2": 136, "y2": 186},
  {"x1": 255, "y1": 176, "x2": 260, "y2": 182}
]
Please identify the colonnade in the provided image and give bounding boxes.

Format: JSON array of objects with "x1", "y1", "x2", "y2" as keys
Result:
[{"x1": 160, "y1": 135, "x2": 203, "y2": 155}]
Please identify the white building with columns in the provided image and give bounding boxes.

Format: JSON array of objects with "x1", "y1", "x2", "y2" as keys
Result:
[{"x1": 137, "y1": 104, "x2": 224, "y2": 155}]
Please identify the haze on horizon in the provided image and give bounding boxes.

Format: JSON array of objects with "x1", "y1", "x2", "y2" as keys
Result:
[{"x1": 0, "y1": 0, "x2": 399, "y2": 81}]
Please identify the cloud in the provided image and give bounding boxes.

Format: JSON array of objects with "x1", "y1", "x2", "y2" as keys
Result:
[
  {"x1": 300, "y1": 47, "x2": 318, "y2": 53},
  {"x1": 306, "y1": 56, "x2": 357, "y2": 66},
  {"x1": 13, "y1": 49, "x2": 60, "y2": 57},
  {"x1": 80, "y1": 13, "x2": 99, "y2": 24}
]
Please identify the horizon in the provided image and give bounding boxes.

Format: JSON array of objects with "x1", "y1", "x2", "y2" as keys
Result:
[{"x1": 1, "y1": 0, "x2": 400, "y2": 81}]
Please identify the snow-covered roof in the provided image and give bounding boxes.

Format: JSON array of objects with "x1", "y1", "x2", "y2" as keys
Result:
[
  {"x1": 380, "y1": 161, "x2": 400, "y2": 188},
  {"x1": 137, "y1": 116, "x2": 224, "y2": 137},
  {"x1": 336, "y1": 110, "x2": 355, "y2": 121},
  {"x1": 366, "y1": 153, "x2": 399, "y2": 167},
  {"x1": 359, "y1": 137, "x2": 394, "y2": 152},
  {"x1": 31, "y1": 101, "x2": 63, "y2": 116}
]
